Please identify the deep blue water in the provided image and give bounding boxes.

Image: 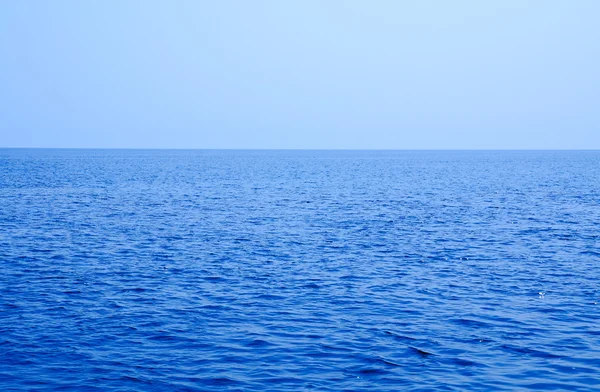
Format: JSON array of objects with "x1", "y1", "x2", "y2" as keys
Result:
[{"x1": 1, "y1": 149, "x2": 599, "y2": 391}]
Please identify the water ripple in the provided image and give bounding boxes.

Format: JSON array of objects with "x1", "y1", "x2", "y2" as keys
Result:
[{"x1": 1, "y1": 149, "x2": 599, "y2": 391}]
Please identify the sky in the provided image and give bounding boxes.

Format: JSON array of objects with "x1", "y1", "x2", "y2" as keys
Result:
[{"x1": 1, "y1": 1, "x2": 599, "y2": 149}]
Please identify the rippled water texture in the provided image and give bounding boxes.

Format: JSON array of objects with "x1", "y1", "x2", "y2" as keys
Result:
[{"x1": 1, "y1": 149, "x2": 599, "y2": 391}]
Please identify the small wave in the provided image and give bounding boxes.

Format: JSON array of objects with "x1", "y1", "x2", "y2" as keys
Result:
[{"x1": 409, "y1": 347, "x2": 435, "y2": 357}]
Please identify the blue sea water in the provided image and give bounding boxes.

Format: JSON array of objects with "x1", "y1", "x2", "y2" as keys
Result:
[{"x1": 1, "y1": 149, "x2": 599, "y2": 391}]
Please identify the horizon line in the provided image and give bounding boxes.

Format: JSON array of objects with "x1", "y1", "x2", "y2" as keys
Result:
[{"x1": 1, "y1": 147, "x2": 599, "y2": 151}]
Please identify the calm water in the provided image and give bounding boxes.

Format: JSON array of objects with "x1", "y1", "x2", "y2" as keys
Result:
[{"x1": 1, "y1": 149, "x2": 599, "y2": 391}]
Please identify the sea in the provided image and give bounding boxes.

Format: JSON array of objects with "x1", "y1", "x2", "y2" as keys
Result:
[{"x1": 1, "y1": 149, "x2": 599, "y2": 391}]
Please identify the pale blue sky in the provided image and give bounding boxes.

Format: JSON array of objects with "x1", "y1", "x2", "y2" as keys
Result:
[{"x1": 1, "y1": 1, "x2": 599, "y2": 149}]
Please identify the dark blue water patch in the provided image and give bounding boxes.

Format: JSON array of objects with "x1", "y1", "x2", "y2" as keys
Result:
[{"x1": 1, "y1": 149, "x2": 600, "y2": 391}]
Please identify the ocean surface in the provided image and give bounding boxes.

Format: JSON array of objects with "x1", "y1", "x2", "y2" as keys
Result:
[{"x1": 1, "y1": 149, "x2": 599, "y2": 391}]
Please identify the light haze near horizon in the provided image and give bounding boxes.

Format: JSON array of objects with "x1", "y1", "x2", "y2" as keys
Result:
[{"x1": 1, "y1": 1, "x2": 599, "y2": 149}]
